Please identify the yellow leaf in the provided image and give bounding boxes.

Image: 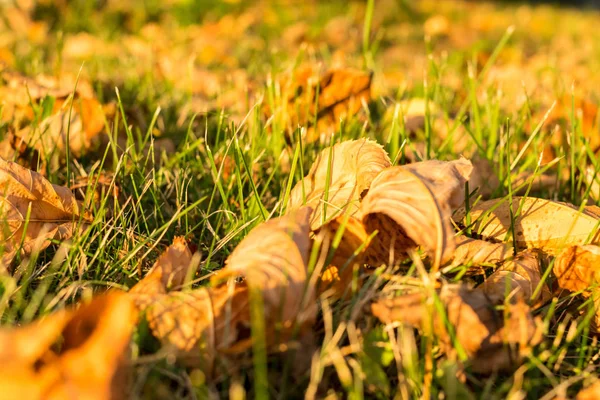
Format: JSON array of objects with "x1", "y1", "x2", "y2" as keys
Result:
[
  {"x1": 0, "y1": 292, "x2": 136, "y2": 400},
  {"x1": 0, "y1": 158, "x2": 92, "y2": 268},
  {"x1": 454, "y1": 197, "x2": 600, "y2": 254}
]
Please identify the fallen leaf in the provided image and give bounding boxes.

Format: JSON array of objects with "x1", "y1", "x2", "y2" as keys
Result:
[
  {"x1": 0, "y1": 158, "x2": 92, "y2": 268},
  {"x1": 454, "y1": 197, "x2": 600, "y2": 255},
  {"x1": 0, "y1": 292, "x2": 136, "y2": 400},
  {"x1": 360, "y1": 159, "x2": 472, "y2": 268},
  {"x1": 212, "y1": 207, "x2": 315, "y2": 331},
  {"x1": 371, "y1": 284, "x2": 542, "y2": 374},
  {"x1": 448, "y1": 236, "x2": 512, "y2": 274},
  {"x1": 288, "y1": 138, "x2": 391, "y2": 230},
  {"x1": 133, "y1": 209, "x2": 315, "y2": 369},
  {"x1": 424, "y1": 15, "x2": 451, "y2": 37},
  {"x1": 553, "y1": 245, "x2": 600, "y2": 333},
  {"x1": 577, "y1": 380, "x2": 600, "y2": 400},
  {"x1": 316, "y1": 215, "x2": 371, "y2": 299},
  {"x1": 143, "y1": 285, "x2": 251, "y2": 367},
  {"x1": 0, "y1": 67, "x2": 106, "y2": 167},
  {"x1": 481, "y1": 251, "x2": 551, "y2": 305},
  {"x1": 281, "y1": 67, "x2": 372, "y2": 143},
  {"x1": 554, "y1": 245, "x2": 600, "y2": 295},
  {"x1": 129, "y1": 236, "x2": 193, "y2": 307}
]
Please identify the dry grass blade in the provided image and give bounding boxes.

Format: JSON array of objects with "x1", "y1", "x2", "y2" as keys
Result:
[
  {"x1": 288, "y1": 138, "x2": 391, "y2": 230},
  {"x1": 481, "y1": 251, "x2": 551, "y2": 305},
  {"x1": 360, "y1": 160, "x2": 471, "y2": 269},
  {"x1": 0, "y1": 158, "x2": 92, "y2": 268},
  {"x1": 0, "y1": 292, "x2": 136, "y2": 400},
  {"x1": 454, "y1": 197, "x2": 600, "y2": 255},
  {"x1": 371, "y1": 285, "x2": 543, "y2": 374}
]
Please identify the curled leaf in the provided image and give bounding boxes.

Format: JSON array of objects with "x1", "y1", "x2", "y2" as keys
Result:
[
  {"x1": 454, "y1": 197, "x2": 600, "y2": 255},
  {"x1": 0, "y1": 158, "x2": 92, "y2": 268},
  {"x1": 361, "y1": 159, "x2": 472, "y2": 268},
  {"x1": 134, "y1": 210, "x2": 315, "y2": 368},
  {"x1": 0, "y1": 292, "x2": 136, "y2": 400},
  {"x1": 481, "y1": 251, "x2": 551, "y2": 305},
  {"x1": 213, "y1": 207, "x2": 315, "y2": 329},
  {"x1": 288, "y1": 139, "x2": 391, "y2": 230},
  {"x1": 372, "y1": 285, "x2": 542, "y2": 374}
]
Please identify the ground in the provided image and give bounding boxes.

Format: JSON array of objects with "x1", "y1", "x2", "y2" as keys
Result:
[{"x1": 1, "y1": 0, "x2": 600, "y2": 399}]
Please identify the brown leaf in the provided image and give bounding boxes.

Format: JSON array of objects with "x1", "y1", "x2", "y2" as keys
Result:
[
  {"x1": 454, "y1": 197, "x2": 600, "y2": 255},
  {"x1": 553, "y1": 245, "x2": 600, "y2": 333},
  {"x1": 129, "y1": 236, "x2": 193, "y2": 307},
  {"x1": 0, "y1": 292, "x2": 136, "y2": 400},
  {"x1": 212, "y1": 207, "x2": 315, "y2": 329},
  {"x1": 481, "y1": 251, "x2": 551, "y2": 305},
  {"x1": 577, "y1": 381, "x2": 600, "y2": 400},
  {"x1": 0, "y1": 67, "x2": 106, "y2": 167},
  {"x1": 316, "y1": 215, "x2": 372, "y2": 299},
  {"x1": 282, "y1": 67, "x2": 372, "y2": 143},
  {"x1": 553, "y1": 245, "x2": 600, "y2": 296},
  {"x1": 288, "y1": 138, "x2": 391, "y2": 230},
  {"x1": 134, "y1": 210, "x2": 315, "y2": 369},
  {"x1": 0, "y1": 158, "x2": 92, "y2": 268},
  {"x1": 360, "y1": 159, "x2": 472, "y2": 268},
  {"x1": 371, "y1": 285, "x2": 543, "y2": 374},
  {"x1": 449, "y1": 235, "x2": 512, "y2": 274},
  {"x1": 143, "y1": 285, "x2": 251, "y2": 368}
]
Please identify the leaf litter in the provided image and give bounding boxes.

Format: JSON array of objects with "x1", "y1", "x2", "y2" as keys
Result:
[{"x1": 4, "y1": 0, "x2": 600, "y2": 398}]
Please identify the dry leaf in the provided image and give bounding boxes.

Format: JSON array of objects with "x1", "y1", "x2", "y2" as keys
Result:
[
  {"x1": 288, "y1": 138, "x2": 391, "y2": 230},
  {"x1": 553, "y1": 245, "x2": 600, "y2": 333},
  {"x1": 371, "y1": 285, "x2": 542, "y2": 374},
  {"x1": 129, "y1": 236, "x2": 193, "y2": 306},
  {"x1": 143, "y1": 285, "x2": 251, "y2": 367},
  {"x1": 0, "y1": 292, "x2": 136, "y2": 400},
  {"x1": 554, "y1": 245, "x2": 600, "y2": 296},
  {"x1": 133, "y1": 210, "x2": 315, "y2": 368},
  {"x1": 454, "y1": 197, "x2": 600, "y2": 255},
  {"x1": 316, "y1": 215, "x2": 371, "y2": 299},
  {"x1": 131, "y1": 238, "x2": 250, "y2": 369},
  {"x1": 0, "y1": 67, "x2": 106, "y2": 167},
  {"x1": 0, "y1": 158, "x2": 92, "y2": 268},
  {"x1": 577, "y1": 381, "x2": 600, "y2": 400},
  {"x1": 481, "y1": 251, "x2": 551, "y2": 305},
  {"x1": 281, "y1": 67, "x2": 372, "y2": 142},
  {"x1": 448, "y1": 236, "x2": 512, "y2": 274},
  {"x1": 360, "y1": 159, "x2": 472, "y2": 268},
  {"x1": 213, "y1": 207, "x2": 315, "y2": 331}
]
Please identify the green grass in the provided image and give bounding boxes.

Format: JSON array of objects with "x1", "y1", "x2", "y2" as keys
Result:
[{"x1": 2, "y1": 0, "x2": 600, "y2": 398}]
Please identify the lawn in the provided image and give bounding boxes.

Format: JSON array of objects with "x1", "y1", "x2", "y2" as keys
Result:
[{"x1": 2, "y1": 0, "x2": 600, "y2": 399}]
